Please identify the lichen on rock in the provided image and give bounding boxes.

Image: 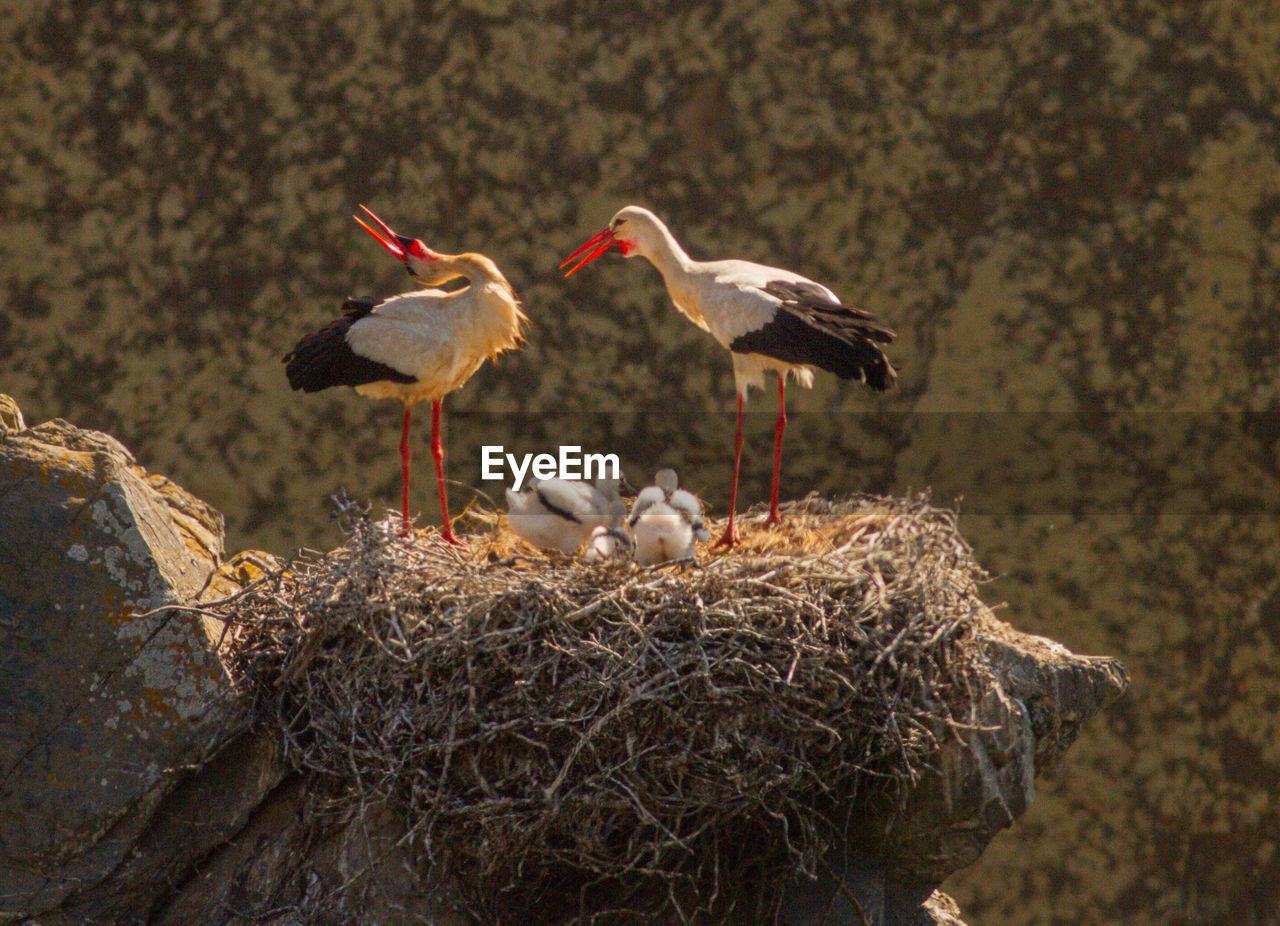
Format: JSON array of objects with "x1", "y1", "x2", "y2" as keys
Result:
[{"x1": 0, "y1": 396, "x2": 241, "y2": 919}]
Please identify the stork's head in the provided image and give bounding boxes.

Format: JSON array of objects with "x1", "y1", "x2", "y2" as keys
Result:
[
  {"x1": 354, "y1": 205, "x2": 447, "y2": 283},
  {"x1": 560, "y1": 205, "x2": 664, "y2": 276}
]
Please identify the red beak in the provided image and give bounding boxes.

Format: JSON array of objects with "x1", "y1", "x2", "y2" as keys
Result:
[
  {"x1": 560, "y1": 227, "x2": 617, "y2": 277},
  {"x1": 354, "y1": 205, "x2": 432, "y2": 261}
]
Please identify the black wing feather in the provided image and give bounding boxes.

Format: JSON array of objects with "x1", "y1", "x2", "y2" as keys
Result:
[
  {"x1": 729, "y1": 281, "x2": 898, "y2": 391},
  {"x1": 283, "y1": 297, "x2": 417, "y2": 393},
  {"x1": 535, "y1": 486, "x2": 583, "y2": 523}
]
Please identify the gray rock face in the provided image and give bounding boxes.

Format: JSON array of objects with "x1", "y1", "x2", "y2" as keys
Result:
[
  {"x1": 778, "y1": 609, "x2": 1129, "y2": 925},
  {"x1": 0, "y1": 397, "x2": 1127, "y2": 925},
  {"x1": 147, "y1": 781, "x2": 469, "y2": 926},
  {"x1": 0, "y1": 399, "x2": 242, "y2": 920},
  {"x1": 886, "y1": 613, "x2": 1129, "y2": 886},
  {"x1": 0, "y1": 399, "x2": 464, "y2": 925}
]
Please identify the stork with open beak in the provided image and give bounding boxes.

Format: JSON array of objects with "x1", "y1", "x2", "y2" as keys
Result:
[
  {"x1": 284, "y1": 207, "x2": 527, "y2": 543},
  {"x1": 562, "y1": 206, "x2": 895, "y2": 548}
]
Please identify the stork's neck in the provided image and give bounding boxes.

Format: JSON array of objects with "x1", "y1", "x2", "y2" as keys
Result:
[
  {"x1": 438, "y1": 253, "x2": 508, "y2": 288},
  {"x1": 638, "y1": 220, "x2": 695, "y2": 285},
  {"x1": 435, "y1": 252, "x2": 528, "y2": 346}
]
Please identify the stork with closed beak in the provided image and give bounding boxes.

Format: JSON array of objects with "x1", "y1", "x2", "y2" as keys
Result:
[
  {"x1": 562, "y1": 206, "x2": 895, "y2": 548},
  {"x1": 284, "y1": 207, "x2": 527, "y2": 543}
]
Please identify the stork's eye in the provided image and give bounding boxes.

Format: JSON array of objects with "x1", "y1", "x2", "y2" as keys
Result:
[{"x1": 405, "y1": 265, "x2": 415, "y2": 276}]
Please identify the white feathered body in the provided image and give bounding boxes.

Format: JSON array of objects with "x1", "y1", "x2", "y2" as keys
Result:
[
  {"x1": 628, "y1": 473, "x2": 710, "y2": 566},
  {"x1": 350, "y1": 274, "x2": 525, "y2": 405},
  {"x1": 285, "y1": 252, "x2": 526, "y2": 408},
  {"x1": 655, "y1": 259, "x2": 822, "y2": 397},
  {"x1": 585, "y1": 524, "x2": 634, "y2": 562},
  {"x1": 630, "y1": 502, "x2": 696, "y2": 566},
  {"x1": 505, "y1": 478, "x2": 616, "y2": 553},
  {"x1": 605, "y1": 206, "x2": 893, "y2": 399}
]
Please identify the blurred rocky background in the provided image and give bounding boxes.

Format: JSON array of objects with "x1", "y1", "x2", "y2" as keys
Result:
[{"x1": 2, "y1": 0, "x2": 1278, "y2": 922}]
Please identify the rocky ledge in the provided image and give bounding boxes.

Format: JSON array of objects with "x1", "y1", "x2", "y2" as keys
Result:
[{"x1": 0, "y1": 397, "x2": 1127, "y2": 925}]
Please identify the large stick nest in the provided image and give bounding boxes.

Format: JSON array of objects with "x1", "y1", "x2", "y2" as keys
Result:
[{"x1": 218, "y1": 494, "x2": 988, "y2": 924}]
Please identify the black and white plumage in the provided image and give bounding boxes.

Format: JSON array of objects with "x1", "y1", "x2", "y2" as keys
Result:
[
  {"x1": 628, "y1": 469, "x2": 709, "y2": 566},
  {"x1": 562, "y1": 206, "x2": 896, "y2": 547},
  {"x1": 285, "y1": 206, "x2": 526, "y2": 542},
  {"x1": 283, "y1": 297, "x2": 418, "y2": 393},
  {"x1": 505, "y1": 476, "x2": 627, "y2": 554},
  {"x1": 730, "y1": 281, "x2": 895, "y2": 388}
]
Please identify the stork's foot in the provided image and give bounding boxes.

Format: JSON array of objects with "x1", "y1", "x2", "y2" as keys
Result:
[
  {"x1": 712, "y1": 522, "x2": 741, "y2": 549},
  {"x1": 764, "y1": 509, "x2": 783, "y2": 527},
  {"x1": 439, "y1": 526, "x2": 465, "y2": 547}
]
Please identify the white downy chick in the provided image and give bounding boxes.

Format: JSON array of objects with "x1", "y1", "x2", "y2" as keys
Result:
[
  {"x1": 584, "y1": 497, "x2": 634, "y2": 562},
  {"x1": 629, "y1": 469, "x2": 709, "y2": 566},
  {"x1": 505, "y1": 476, "x2": 627, "y2": 553}
]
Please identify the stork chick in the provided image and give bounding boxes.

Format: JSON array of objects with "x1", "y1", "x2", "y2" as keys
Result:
[
  {"x1": 505, "y1": 476, "x2": 628, "y2": 554},
  {"x1": 629, "y1": 469, "x2": 709, "y2": 566},
  {"x1": 584, "y1": 497, "x2": 634, "y2": 563}
]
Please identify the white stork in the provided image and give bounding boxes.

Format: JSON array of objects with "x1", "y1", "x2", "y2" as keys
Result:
[
  {"x1": 284, "y1": 206, "x2": 527, "y2": 543},
  {"x1": 628, "y1": 469, "x2": 710, "y2": 565},
  {"x1": 505, "y1": 476, "x2": 628, "y2": 553},
  {"x1": 561, "y1": 206, "x2": 895, "y2": 547}
]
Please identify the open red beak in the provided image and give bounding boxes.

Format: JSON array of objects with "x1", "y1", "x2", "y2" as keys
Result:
[
  {"x1": 560, "y1": 227, "x2": 617, "y2": 277},
  {"x1": 354, "y1": 205, "x2": 431, "y2": 261}
]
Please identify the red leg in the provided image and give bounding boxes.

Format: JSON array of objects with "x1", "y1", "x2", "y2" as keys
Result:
[
  {"x1": 765, "y1": 374, "x2": 786, "y2": 526},
  {"x1": 399, "y1": 405, "x2": 412, "y2": 536},
  {"x1": 431, "y1": 399, "x2": 463, "y2": 546},
  {"x1": 713, "y1": 393, "x2": 744, "y2": 549}
]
